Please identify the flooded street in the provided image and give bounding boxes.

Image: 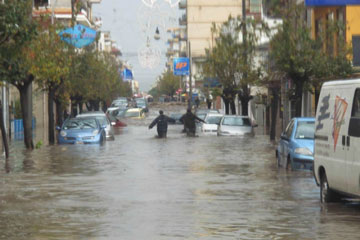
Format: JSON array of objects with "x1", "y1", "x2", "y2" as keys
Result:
[{"x1": 1, "y1": 107, "x2": 360, "y2": 240}]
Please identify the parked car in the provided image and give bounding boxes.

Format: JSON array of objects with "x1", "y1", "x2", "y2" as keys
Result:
[
  {"x1": 169, "y1": 113, "x2": 184, "y2": 125},
  {"x1": 123, "y1": 108, "x2": 146, "y2": 119},
  {"x1": 57, "y1": 117, "x2": 106, "y2": 144},
  {"x1": 107, "y1": 108, "x2": 127, "y2": 118},
  {"x1": 217, "y1": 115, "x2": 254, "y2": 136},
  {"x1": 201, "y1": 113, "x2": 224, "y2": 135},
  {"x1": 76, "y1": 111, "x2": 115, "y2": 140},
  {"x1": 276, "y1": 117, "x2": 315, "y2": 171},
  {"x1": 314, "y1": 79, "x2": 360, "y2": 203},
  {"x1": 135, "y1": 98, "x2": 149, "y2": 112},
  {"x1": 108, "y1": 98, "x2": 129, "y2": 112},
  {"x1": 107, "y1": 113, "x2": 127, "y2": 127}
]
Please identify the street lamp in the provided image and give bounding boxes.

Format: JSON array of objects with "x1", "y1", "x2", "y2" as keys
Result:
[{"x1": 154, "y1": 27, "x2": 160, "y2": 40}]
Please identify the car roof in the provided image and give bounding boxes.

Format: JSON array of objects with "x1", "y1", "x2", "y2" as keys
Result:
[
  {"x1": 126, "y1": 108, "x2": 142, "y2": 112},
  {"x1": 206, "y1": 113, "x2": 223, "y2": 117},
  {"x1": 76, "y1": 111, "x2": 106, "y2": 117},
  {"x1": 223, "y1": 115, "x2": 249, "y2": 118},
  {"x1": 293, "y1": 117, "x2": 315, "y2": 122}
]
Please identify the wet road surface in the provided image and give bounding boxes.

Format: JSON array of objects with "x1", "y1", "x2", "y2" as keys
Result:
[{"x1": 1, "y1": 107, "x2": 360, "y2": 239}]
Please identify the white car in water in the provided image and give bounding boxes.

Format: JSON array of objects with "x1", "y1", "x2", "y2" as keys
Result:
[
  {"x1": 201, "y1": 113, "x2": 224, "y2": 135},
  {"x1": 217, "y1": 115, "x2": 254, "y2": 136}
]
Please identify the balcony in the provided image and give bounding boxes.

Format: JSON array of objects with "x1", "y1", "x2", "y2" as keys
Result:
[
  {"x1": 179, "y1": 14, "x2": 187, "y2": 26},
  {"x1": 179, "y1": 0, "x2": 186, "y2": 9}
]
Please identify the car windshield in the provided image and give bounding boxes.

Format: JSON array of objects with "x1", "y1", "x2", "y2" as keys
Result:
[
  {"x1": 222, "y1": 117, "x2": 251, "y2": 126},
  {"x1": 111, "y1": 101, "x2": 126, "y2": 107},
  {"x1": 197, "y1": 114, "x2": 206, "y2": 120},
  {"x1": 124, "y1": 111, "x2": 140, "y2": 117},
  {"x1": 295, "y1": 121, "x2": 315, "y2": 139},
  {"x1": 63, "y1": 118, "x2": 98, "y2": 130},
  {"x1": 206, "y1": 116, "x2": 222, "y2": 124}
]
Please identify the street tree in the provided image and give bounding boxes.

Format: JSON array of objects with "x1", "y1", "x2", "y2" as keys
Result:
[
  {"x1": 270, "y1": 2, "x2": 353, "y2": 116},
  {"x1": 157, "y1": 70, "x2": 180, "y2": 97},
  {"x1": 29, "y1": 21, "x2": 71, "y2": 144},
  {"x1": 0, "y1": 0, "x2": 38, "y2": 150},
  {"x1": 204, "y1": 16, "x2": 268, "y2": 115}
]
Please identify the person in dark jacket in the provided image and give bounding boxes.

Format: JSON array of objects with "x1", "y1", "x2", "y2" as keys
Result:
[
  {"x1": 180, "y1": 108, "x2": 205, "y2": 136},
  {"x1": 149, "y1": 110, "x2": 175, "y2": 138}
]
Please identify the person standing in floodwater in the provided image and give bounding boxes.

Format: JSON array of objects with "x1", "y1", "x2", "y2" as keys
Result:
[
  {"x1": 149, "y1": 110, "x2": 175, "y2": 138},
  {"x1": 180, "y1": 108, "x2": 205, "y2": 136}
]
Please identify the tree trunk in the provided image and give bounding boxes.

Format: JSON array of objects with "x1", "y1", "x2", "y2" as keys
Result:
[
  {"x1": 314, "y1": 87, "x2": 320, "y2": 112},
  {"x1": 241, "y1": 99, "x2": 249, "y2": 116},
  {"x1": 270, "y1": 88, "x2": 279, "y2": 141},
  {"x1": 0, "y1": 104, "x2": 9, "y2": 158},
  {"x1": 78, "y1": 102, "x2": 83, "y2": 114},
  {"x1": 223, "y1": 98, "x2": 230, "y2": 115},
  {"x1": 230, "y1": 100, "x2": 236, "y2": 115},
  {"x1": 48, "y1": 88, "x2": 55, "y2": 145},
  {"x1": 294, "y1": 81, "x2": 304, "y2": 117},
  {"x1": 55, "y1": 99, "x2": 63, "y2": 127},
  {"x1": 102, "y1": 101, "x2": 108, "y2": 112},
  {"x1": 19, "y1": 81, "x2": 34, "y2": 149}
]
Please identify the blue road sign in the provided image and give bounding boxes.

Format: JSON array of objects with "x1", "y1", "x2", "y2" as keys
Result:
[
  {"x1": 305, "y1": 0, "x2": 360, "y2": 6},
  {"x1": 59, "y1": 24, "x2": 97, "y2": 48},
  {"x1": 122, "y1": 68, "x2": 133, "y2": 81},
  {"x1": 173, "y1": 58, "x2": 190, "y2": 76}
]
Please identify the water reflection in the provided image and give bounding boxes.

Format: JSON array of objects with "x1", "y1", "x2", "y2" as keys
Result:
[{"x1": 0, "y1": 113, "x2": 360, "y2": 239}]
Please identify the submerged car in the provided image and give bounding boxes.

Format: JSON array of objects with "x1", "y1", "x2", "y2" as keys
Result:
[
  {"x1": 169, "y1": 113, "x2": 184, "y2": 125},
  {"x1": 57, "y1": 117, "x2": 106, "y2": 144},
  {"x1": 276, "y1": 117, "x2": 315, "y2": 171},
  {"x1": 134, "y1": 98, "x2": 149, "y2": 112},
  {"x1": 217, "y1": 115, "x2": 254, "y2": 136},
  {"x1": 123, "y1": 108, "x2": 146, "y2": 119},
  {"x1": 201, "y1": 113, "x2": 223, "y2": 134},
  {"x1": 76, "y1": 111, "x2": 115, "y2": 140}
]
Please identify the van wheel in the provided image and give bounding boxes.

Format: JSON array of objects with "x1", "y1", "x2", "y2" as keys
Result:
[{"x1": 320, "y1": 173, "x2": 340, "y2": 203}]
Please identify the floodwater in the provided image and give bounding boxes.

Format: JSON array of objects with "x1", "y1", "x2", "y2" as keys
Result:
[{"x1": 1, "y1": 106, "x2": 360, "y2": 240}]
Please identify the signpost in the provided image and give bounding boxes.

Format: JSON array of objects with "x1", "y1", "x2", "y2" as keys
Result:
[{"x1": 59, "y1": 24, "x2": 97, "y2": 48}]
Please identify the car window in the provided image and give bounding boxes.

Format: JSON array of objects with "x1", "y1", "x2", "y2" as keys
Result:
[
  {"x1": 197, "y1": 114, "x2": 206, "y2": 120},
  {"x1": 349, "y1": 89, "x2": 360, "y2": 137},
  {"x1": 285, "y1": 120, "x2": 295, "y2": 139},
  {"x1": 206, "y1": 116, "x2": 222, "y2": 124},
  {"x1": 295, "y1": 121, "x2": 315, "y2": 139},
  {"x1": 63, "y1": 118, "x2": 97, "y2": 130},
  {"x1": 222, "y1": 117, "x2": 251, "y2": 126}
]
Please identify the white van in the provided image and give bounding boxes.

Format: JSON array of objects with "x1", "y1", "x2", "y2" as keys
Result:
[{"x1": 314, "y1": 79, "x2": 360, "y2": 203}]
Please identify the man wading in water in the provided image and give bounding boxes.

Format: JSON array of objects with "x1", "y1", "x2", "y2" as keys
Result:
[
  {"x1": 149, "y1": 110, "x2": 175, "y2": 138},
  {"x1": 180, "y1": 108, "x2": 205, "y2": 137}
]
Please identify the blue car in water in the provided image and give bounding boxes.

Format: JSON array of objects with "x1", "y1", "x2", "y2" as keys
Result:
[
  {"x1": 276, "y1": 117, "x2": 315, "y2": 170},
  {"x1": 57, "y1": 117, "x2": 106, "y2": 144}
]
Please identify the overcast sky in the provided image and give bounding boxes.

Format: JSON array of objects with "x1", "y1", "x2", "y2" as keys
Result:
[{"x1": 93, "y1": 0, "x2": 180, "y2": 92}]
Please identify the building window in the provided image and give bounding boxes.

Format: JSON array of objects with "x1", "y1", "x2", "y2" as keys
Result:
[{"x1": 352, "y1": 36, "x2": 360, "y2": 67}]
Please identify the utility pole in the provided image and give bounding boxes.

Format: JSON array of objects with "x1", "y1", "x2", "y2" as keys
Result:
[
  {"x1": 188, "y1": 41, "x2": 192, "y2": 109},
  {"x1": 241, "y1": 0, "x2": 248, "y2": 116}
]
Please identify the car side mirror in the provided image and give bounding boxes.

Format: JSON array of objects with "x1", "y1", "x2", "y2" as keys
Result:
[
  {"x1": 56, "y1": 126, "x2": 61, "y2": 131},
  {"x1": 280, "y1": 133, "x2": 288, "y2": 140}
]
